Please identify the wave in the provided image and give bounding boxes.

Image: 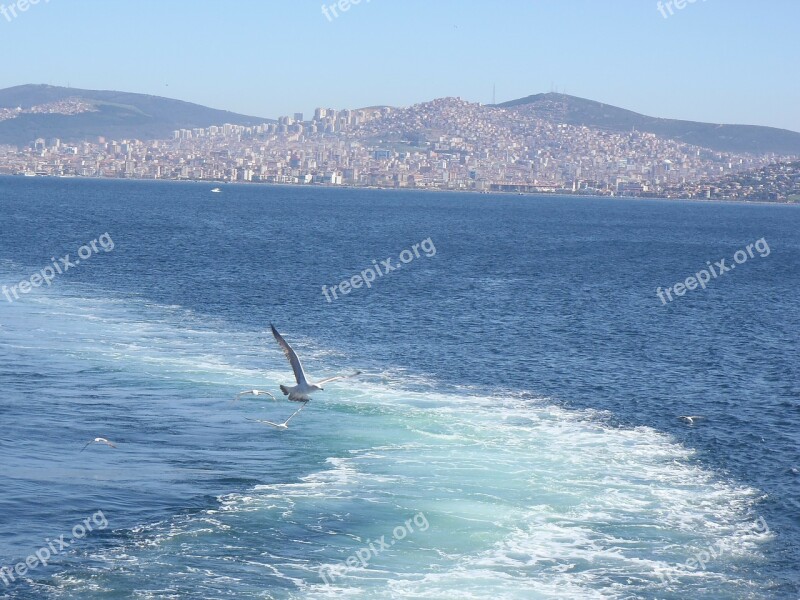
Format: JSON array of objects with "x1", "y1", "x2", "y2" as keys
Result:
[{"x1": 0, "y1": 288, "x2": 774, "y2": 599}]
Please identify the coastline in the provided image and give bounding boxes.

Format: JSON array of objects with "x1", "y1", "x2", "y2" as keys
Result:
[{"x1": 1, "y1": 173, "x2": 796, "y2": 207}]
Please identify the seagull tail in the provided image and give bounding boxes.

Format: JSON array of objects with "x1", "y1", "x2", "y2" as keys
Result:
[{"x1": 279, "y1": 385, "x2": 290, "y2": 396}]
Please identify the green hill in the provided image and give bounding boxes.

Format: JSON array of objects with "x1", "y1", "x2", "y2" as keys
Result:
[
  {"x1": 497, "y1": 93, "x2": 800, "y2": 155},
  {"x1": 0, "y1": 84, "x2": 271, "y2": 146}
]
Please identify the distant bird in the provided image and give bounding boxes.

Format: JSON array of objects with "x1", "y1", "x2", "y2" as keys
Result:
[
  {"x1": 81, "y1": 437, "x2": 117, "y2": 452},
  {"x1": 246, "y1": 400, "x2": 309, "y2": 430},
  {"x1": 678, "y1": 416, "x2": 705, "y2": 425},
  {"x1": 233, "y1": 389, "x2": 276, "y2": 402},
  {"x1": 270, "y1": 324, "x2": 361, "y2": 402}
]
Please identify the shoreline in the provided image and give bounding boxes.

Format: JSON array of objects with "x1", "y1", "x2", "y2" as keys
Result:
[{"x1": 0, "y1": 174, "x2": 796, "y2": 207}]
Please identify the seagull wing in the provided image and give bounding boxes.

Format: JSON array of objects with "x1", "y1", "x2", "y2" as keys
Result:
[
  {"x1": 246, "y1": 417, "x2": 291, "y2": 430},
  {"x1": 246, "y1": 400, "x2": 308, "y2": 430},
  {"x1": 316, "y1": 371, "x2": 362, "y2": 385},
  {"x1": 271, "y1": 324, "x2": 307, "y2": 385},
  {"x1": 81, "y1": 439, "x2": 116, "y2": 451},
  {"x1": 283, "y1": 401, "x2": 308, "y2": 423}
]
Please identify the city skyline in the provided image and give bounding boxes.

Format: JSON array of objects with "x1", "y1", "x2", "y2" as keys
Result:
[
  {"x1": 0, "y1": 1, "x2": 798, "y2": 132},
  {"x1": 4, "y1": 95, "x2": 797, "y2": 202}
]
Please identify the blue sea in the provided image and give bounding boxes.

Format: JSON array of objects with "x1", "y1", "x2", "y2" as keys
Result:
[{"x1": 0, "y1": 177, "x2": 798, "y2": 599}]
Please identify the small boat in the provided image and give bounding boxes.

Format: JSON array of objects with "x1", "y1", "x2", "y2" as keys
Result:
[{"x1": 211, "y1": 187, "x2": 222, "y2": 193}]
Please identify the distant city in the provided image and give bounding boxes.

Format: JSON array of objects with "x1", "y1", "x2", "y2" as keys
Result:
[{"x1": 1, "y1": 95, "x2": 798, "y2": 202}]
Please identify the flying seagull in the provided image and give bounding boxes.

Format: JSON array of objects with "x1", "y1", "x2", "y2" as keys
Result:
[
  {"x1": 233, "y1": 389, "x2": 276, "y2": 402},
  {"x1": 81, "y1": 437, "x2": 117, "y2": 452},
  {"x1": 246, "y1": 325, "x2": 361, "y2": 430},
  {"x1": 270, "y1": 324, "x2": 361, "y2": 402},
  {"x1": 678, "y1": 415, "x2": 705, "y2": 425},
  {"x1": 246, "y1": 401, "x2": 309, "y2": 430}
]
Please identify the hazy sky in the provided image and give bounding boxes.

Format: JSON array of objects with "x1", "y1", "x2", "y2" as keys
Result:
[{"x1": 1, "y1": 0, "x2": 798, "y2": 131}]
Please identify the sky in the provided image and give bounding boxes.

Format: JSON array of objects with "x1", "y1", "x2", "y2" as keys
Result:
[{"x1": 0, "y1": 0, "x2": 798, "y2": 131}]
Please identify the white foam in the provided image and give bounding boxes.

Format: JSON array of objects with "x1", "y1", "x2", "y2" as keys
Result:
[{"x1": 1, "y1": 290, "x2": 773, "y2": 598}]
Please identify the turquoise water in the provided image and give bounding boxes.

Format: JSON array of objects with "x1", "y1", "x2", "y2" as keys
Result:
[{"x1": 0, "y1": 178, "x2": 797, "y2": 598}]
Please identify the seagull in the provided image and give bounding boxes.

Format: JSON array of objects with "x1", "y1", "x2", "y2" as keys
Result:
[
  {"x1": 270, "y1": 324, "x2": 361, "y2": 402},
  {"x1": 233, "y1": 389, "x2": 276, "y2": 402},
  {"x1": 246, "y1": 400, "x2": 309, "y2": 430},
  {"x1": 678, "y1": 416, "x2": 705, "y2": 425},
  {"x1": 81, "y1": 437, "x2": 117, "y2": 452}
]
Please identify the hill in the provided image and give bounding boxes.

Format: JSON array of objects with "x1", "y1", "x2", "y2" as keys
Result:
[
  {"x1": 0, "y1": 84, "x2": 270, "y2": 145},
  {"x1": 497, "y1": 93, "x2": 800, "y2": 155},
  {"x1": 3, "y1": 85, "x2": 799, "y2": 157}
]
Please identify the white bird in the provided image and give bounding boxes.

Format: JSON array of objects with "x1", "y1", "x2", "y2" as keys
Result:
[
  {"x1": 678, "y1": 415, "x2": 705, "y2": 425},
  {"x1": 233, "y1": 389, "x2": 276, "y2": 402},
  {"x1": 271, "y1": 324, "x2": 361, "y2": 402},
  {"x1": 81, "y1": 437, "x2": 117, "y2": 452},
  {"x1": 246, "y1": 400, "x2": 309, "y2": 430}
]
